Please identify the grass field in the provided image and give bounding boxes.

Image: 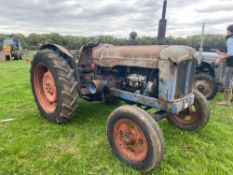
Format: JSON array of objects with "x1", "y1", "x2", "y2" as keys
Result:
[{"x1": 0, "y1": 61, "x2": 232, "y2": 175}]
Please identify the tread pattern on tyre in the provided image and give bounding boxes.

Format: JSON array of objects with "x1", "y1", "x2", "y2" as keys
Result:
[{"x1": 31, "y1": 49, "x2": 78, "y2": 123}]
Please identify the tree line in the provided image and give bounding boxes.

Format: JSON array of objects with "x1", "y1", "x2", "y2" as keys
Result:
[{"x1": 0, "y1": 33, "x2": 227, "y2": 52}]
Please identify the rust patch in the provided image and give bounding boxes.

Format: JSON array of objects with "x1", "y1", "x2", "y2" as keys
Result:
[
  {"x1": 160, "y1": 46, "x2": 195, "y2": 64},
  {"x1": 92, "y1": 45, "x2": 168, "y2": 68},
  {"x1": 41, "y1": 44, "x2": 74, "y2": 58},
  {"x1": 34, "y1": 64, "x2": 57, "y2": 113},
  {"x1": 113, "y1": 119, "x2": 148, "y2": 162}
]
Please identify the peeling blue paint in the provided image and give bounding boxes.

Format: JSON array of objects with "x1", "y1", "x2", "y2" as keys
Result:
[
  {"x1": 185, "y1": 61, "x2": 192, "y2": 94},
  {"x1": 168, "y1": 79, "x2": 175, "y2": 101},
  {"x1": 110, "y1": 88, "x2": 194, "y2": 114}
]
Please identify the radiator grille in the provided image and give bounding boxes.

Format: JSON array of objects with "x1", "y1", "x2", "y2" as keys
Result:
[{"x1": 175, "y1": 59, "x2": 195, "y2": 98}]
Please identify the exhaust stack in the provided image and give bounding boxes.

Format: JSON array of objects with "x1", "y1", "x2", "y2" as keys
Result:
[{"x1": 157, "y1": 0, "x2": 167, "y2": 45}]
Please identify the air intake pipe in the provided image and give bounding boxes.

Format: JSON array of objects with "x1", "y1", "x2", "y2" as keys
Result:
[{"x1": 86, "y1": 80, "x2": 108, "y2": 94}]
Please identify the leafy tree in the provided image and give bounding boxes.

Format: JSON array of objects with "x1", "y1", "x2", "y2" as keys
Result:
[{"x1": 0, "y1": 33, "x2": 228, "y2": 52}]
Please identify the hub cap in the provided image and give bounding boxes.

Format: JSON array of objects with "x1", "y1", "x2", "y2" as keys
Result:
[
  {"x1": 174, "y1": 105, "x2": 198, "y2": 125},
  {"x1": 42, "y1": 71, "x2": 57, "y2": 103},
  {"x1": 34, "y1": 64, "x2": 57, "y2": 113},
  {"x1": 113, "y1": 119, "x2": 148, "y2": 162},
  {"x1": 194, "y1": 79, "x2": 211, "y2": 97}
]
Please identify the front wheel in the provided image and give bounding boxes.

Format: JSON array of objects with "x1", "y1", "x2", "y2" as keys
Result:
[
  {"x1": 107, "y1": 106, "x2": 164, "y2": 173},
  {"x1": 167, "y1": 90, "x2": 210, "y2": 131}
]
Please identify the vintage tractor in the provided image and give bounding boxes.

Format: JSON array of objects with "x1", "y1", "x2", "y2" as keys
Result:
[
  {"x1": 0, "y1": 37, "x2": 23, "y2": 61},
  {"x1": 193, "y1": 24, "x2": 227, "y2": 100},
  {"x1": 30, "y1": 43, "x2": 210, "y2": 173},
  {"x1": 193, "y1": 51, "x2": 223, "y2": 100}
]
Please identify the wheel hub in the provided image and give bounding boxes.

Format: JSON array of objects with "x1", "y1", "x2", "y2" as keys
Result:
[
  {"x1": 197, "y1": 84, "x2": 205, "y2": 91},
  {"x1": 42, "y1": 71, "x2": 57, "y2": 103},
  {"x1": 34, "y1": 64, "x2": 57, "y2": 113},
  {"x1": 195, "y1": 80, "x2": 211, "y2": 95},
  {"x1": 123, "y1": 132, "x2": 136, "y2": 145},
  {"x1": 195, "y1": 79, "x2": 211, "y2": 96},
  {"x1": 174, "y1": 105, "x2": 198, "y2": 125},
  {"x1": 114, "y1": 119, "x2": 148, "y2": 162}
]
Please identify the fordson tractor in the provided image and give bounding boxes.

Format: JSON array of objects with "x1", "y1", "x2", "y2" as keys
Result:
[
  {"x1": 30, "y1": 0, "x2": 210, "y2": 172},
  {"x1": 194, "y1": 51, "x2": 224, "y2": 100},
  {"x1": 30, "y1": 43, "x2": 210, "y2": 173},
  {"x1": 193, "y1": 24, "x2": 228, "y2": 100}
]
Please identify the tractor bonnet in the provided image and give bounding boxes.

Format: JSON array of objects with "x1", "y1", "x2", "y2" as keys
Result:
[{"x1": 91, "y1": 45, "x2": 195, "y2": 68}]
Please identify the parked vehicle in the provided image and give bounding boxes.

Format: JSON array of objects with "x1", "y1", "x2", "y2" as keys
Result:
[
  {"x1": 193, "y1": 23, "x2": 227, "y2": 100},
  {"x1": 194, "y1": 51, "x2": 229, "y2": 100},
  {"x1": 0, "y1": 37, "x2": 23, "y2": 61},
  {"x1": 30, "y1": 0, "x2": 211, "y2": 172},
  {"x1": 30, "y1": 43, "x2": 210, "y2": 173}
]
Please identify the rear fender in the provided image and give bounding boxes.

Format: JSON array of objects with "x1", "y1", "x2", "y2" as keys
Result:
[{"x1": 40, "y1": 44, "x2": 81, "y2": 94}]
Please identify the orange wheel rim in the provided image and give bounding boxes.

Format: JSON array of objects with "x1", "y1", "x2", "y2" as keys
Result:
[
  {"x1": 174, "y1": 105, "x2": 198, "y2": 125},
  {"x1": 113, "y1": 119, "x2": 148, "y2": 162},
  {"x1": 34, "y1": 64, "x2": 57, "y2": 113}
]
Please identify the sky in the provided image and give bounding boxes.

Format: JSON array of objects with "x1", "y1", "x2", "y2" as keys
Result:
[{"x1": 0, "y1": 0, "x2": 232, "y2": 38}]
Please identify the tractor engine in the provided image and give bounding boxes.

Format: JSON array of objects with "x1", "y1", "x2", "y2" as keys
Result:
[
  {"x1": 122, "y1": 70, "x2": 158, "y2": 97},
  {"x1": 88, "y1": 66, "x2": 159, "y2": 98},
  {"x1": 126, "y1": 74, "x2": 147, "y2": 89},
  {"x1": 78, "y1": 44, "x2": 196, "y2": 113}
]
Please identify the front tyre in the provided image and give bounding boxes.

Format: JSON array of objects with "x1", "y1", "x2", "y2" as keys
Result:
[
  {"x1": 31, "y1": 49, "x2": 78, "y2": 123},
  {"x1": 167, "y1": 90, "x2": 210, "y2": 131},
  {"x1": 107, "y1": 106, "x2": 164, "y2": 173}
]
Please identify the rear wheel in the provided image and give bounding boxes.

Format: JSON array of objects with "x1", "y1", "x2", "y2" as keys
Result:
[
  {"x1": 31, "y1": 49, "x2": 78, "y2": 123},
  {"x1": 167, "y1": 90, "x2": 210, "y2": 131},
  {"x1": 193, "y1": 73, "x2": 218, "y2": 100},
  {"x1": 107, "y1": 106, "x2": 164, "y2": 173}
]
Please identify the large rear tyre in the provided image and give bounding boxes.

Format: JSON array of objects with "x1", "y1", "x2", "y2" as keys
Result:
[
  {"x1": 107, "y1": 106, "x2": 164, "y2": 173},
  {"x1": 167, "y1": 90, "x2": 210, "y2": 131},
  {"x1": 193, "y1": 73, "x2": 218, "y2": 100},
  {"x1": 31, "y1": 49, "x2": 78, "y2": 123}
]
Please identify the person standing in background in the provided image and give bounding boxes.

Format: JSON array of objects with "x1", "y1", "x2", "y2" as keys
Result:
[
  {"x1": 215, "y1": 24, "x2": 233, "y2": 106},
  {"x1": 129, "y1": 31, "x2": 138, "y2": 45}
]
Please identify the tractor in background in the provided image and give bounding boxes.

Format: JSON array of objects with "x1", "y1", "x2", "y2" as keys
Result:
[
  {"x1": 0, "y1": 37, "x2": 23, "y2": 61},
  {"x1": 193, "y1": 24, "x2": 228, "y2": 100},
  {"x1": 193, "y1": 51, "x2": 225, "y2": 100}
]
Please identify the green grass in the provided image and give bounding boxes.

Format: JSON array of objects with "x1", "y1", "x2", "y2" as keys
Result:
[{"x1": 0, "y1": 61, "x2": 232, "y2": 175}]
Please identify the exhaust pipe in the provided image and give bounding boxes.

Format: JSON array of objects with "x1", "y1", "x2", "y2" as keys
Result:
[
  {"x1": 157, "y1": 0, "x2": 167, "y2": 45},
  {"x1": 86, "y1": 80, "x2": 108, "y2": 94}
]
